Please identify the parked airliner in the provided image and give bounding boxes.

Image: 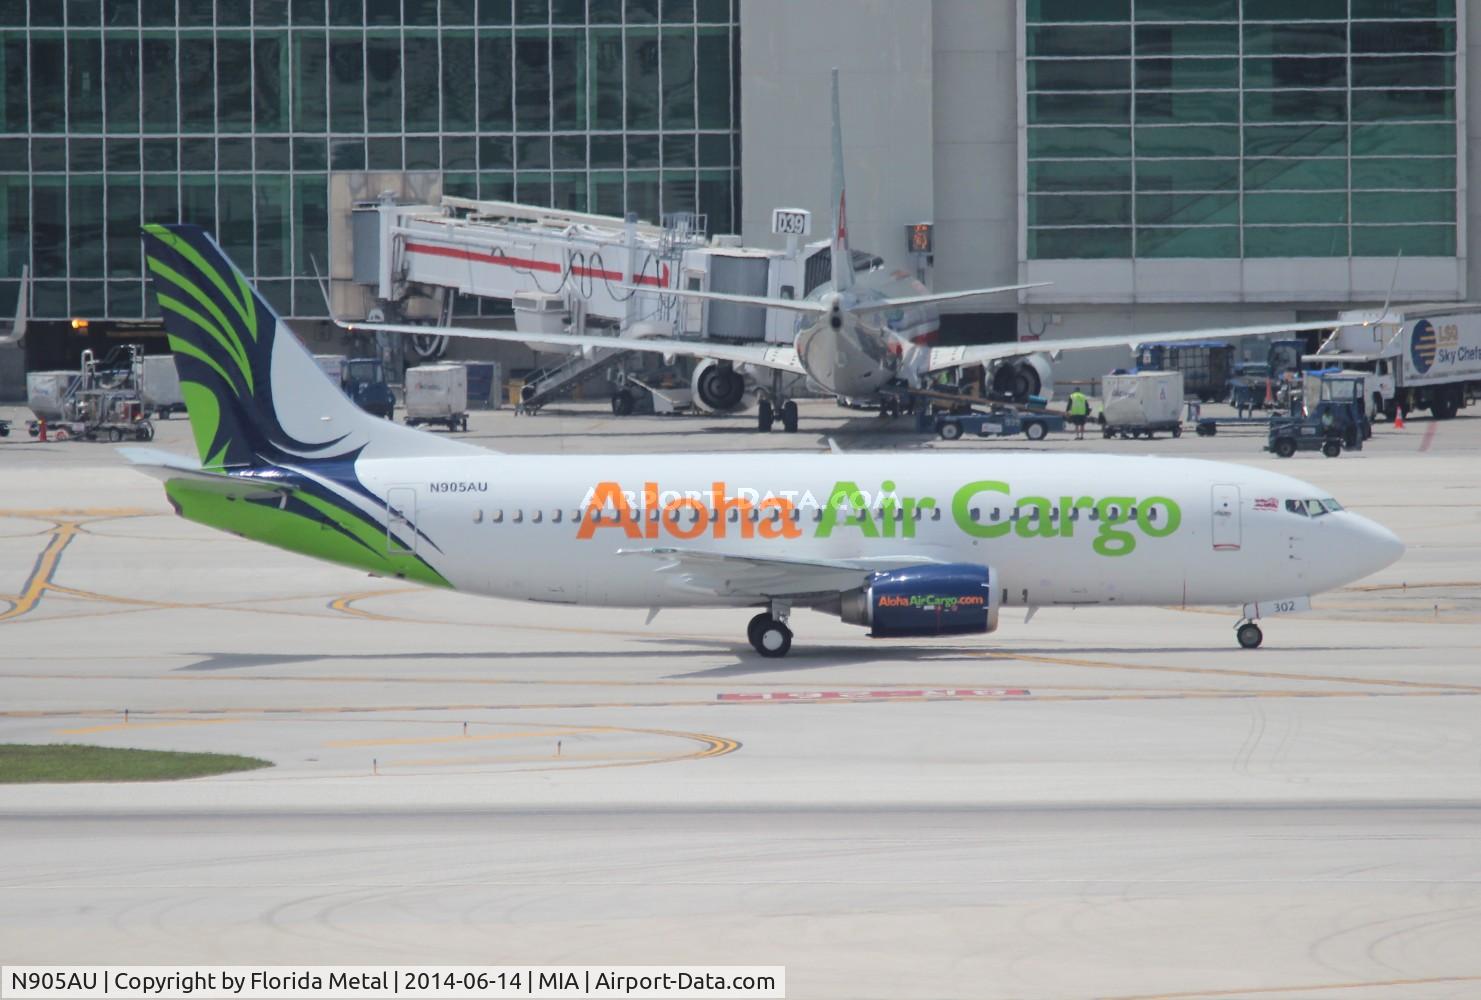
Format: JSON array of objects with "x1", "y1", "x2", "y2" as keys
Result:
[
  {"x1": 128, "y1": 224, "x2": 1403, "y2": 656},
  {"x1": 339, "y1": 71, "x2": 1350, "y2": 432}
]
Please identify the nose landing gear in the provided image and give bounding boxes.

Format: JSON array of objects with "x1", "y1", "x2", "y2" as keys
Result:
[{"x1": 1235, "y1": 620, "x2": 1263, "y2": 649}]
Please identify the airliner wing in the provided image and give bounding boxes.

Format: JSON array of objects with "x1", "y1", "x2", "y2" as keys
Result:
[
  {"x1": 338, "y1": 319, "x2": 808, "y2": 375},
  {"x1": 925, "y1": 317, "x2": 1352, "y2": 372},
  {"x1": 847, "y1": 282, "x2": 1049, "y2": 315},
  {"x1": 616, "y1": 546, "x2": 936, "y2": 600}
]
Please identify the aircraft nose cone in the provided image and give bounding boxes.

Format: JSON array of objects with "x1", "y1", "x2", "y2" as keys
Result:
[{"x1": 1352, "y1": 514, "x2": 1405, "y2": 579}]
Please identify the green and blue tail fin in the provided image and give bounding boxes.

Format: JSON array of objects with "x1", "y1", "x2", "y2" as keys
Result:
[{"x1": 142, "y1": 223, "x2": 475, "y2": 470}]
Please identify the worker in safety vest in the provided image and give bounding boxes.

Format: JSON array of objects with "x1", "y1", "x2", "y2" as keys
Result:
[{"x1": 1067, "y1": 388, "x2": 1090, "y2": 440}]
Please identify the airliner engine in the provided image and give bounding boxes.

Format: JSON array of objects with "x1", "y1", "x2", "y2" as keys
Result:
[
  {"x1": 836, "y1": 564, "x2": 1000, "y2": 637},
  {"x1": 990, "y1": 355, "x2": 1054, "y2": 402},
  {"x1": 690, "y1": 360, "x2": 748, "y2": 412}
]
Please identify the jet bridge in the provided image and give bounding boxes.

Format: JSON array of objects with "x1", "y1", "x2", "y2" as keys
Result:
[{"x1": 354, "y1": 195, "x2": 844, "y2": 344}]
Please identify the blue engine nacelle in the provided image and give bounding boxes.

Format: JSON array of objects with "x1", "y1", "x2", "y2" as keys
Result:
[{"x1": 839, "y1": 563, "x2": 1000, "y2": 638}]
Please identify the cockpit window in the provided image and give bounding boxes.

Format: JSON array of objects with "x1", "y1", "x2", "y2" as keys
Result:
[{"x1": 1286, "y1": 498, "x2": 1337, "y2": 518}]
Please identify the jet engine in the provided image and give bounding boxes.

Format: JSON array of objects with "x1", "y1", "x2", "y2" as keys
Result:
[
  {"x1": 690, "y1": 359, "x2": 748, "y2": 413},
  {"x1": 990, "y1": 354, "x2": 1054, "y2": 402},
  {"x1": 836, "y1": 564, "x2": 1000, "y2": 637}
]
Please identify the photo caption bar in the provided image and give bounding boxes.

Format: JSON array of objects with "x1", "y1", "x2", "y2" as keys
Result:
[{"x1": 1, "y1": 967, "x2": 785, "y2": 1000}]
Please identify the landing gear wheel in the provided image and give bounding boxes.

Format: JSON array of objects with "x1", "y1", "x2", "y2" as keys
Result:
[
  {"x1": 611, "y1": 390, "x2": 635, "y2": 416},
  {"x1": 757, "y1": 398, "x2": 774, "y2": 433},
  {"x1": 1024, "y1": 420, "x2": 1047, "y2": 441},
  {"x1": 939, "y1": 420, "x2": 963, "y2": 441},
  {"x1": 1321, "y1": 439, "x2": 1342, "y2": 458},
  {"x1": 1273, "y1": 437, "x2": 1297, "y2": 458},
  {"x1": 747, "y1": 613, "x2": 792, "y2": 658},
  {"x1": 1236, "y1": 621, "x2": 1263, "y2": 649},
  {"x1": 781, "y1": 399, "x2": 799, "y2": 433}
]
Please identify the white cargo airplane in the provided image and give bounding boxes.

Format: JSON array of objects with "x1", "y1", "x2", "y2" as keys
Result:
[
  {"x1": 128, "y1": 223, "x2": 1403, "y2": 656},
  {"x1": 337, "y1": 70, "x2": 1351, "y2": 432}
]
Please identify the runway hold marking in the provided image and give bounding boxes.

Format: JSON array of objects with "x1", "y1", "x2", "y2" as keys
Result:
[
  {"x1": 718, "y1": 688, "x2": 1031, "y2": 702},
  {"x1": 1104, "y1": 971, "x2": 1481, "y2": 999}
]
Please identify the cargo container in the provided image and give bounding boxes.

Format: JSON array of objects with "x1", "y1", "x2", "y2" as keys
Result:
[
  {"x1": 1100, "y1": 371, "x2": 1184, "y2": 439},
  {"x1": 404, "y1": 363, "x2": 469, "y2": 431},
  {"x1": 135, "y1": 354, "x2": 183, "y2": 418}
]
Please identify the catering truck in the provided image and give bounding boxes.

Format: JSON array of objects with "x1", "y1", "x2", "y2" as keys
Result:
[{"x1": 1307, "y1": 305, "x2": 1481, "y2": 420}]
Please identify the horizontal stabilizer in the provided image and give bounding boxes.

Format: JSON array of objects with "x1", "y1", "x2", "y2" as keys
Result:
[
  {"x1": 119, "y1": 447, "x2": 297, "y2": 499},
  {"x1": 847, "y1": 282, "x2": 1050, "y2": 315},
  {"x1": 621, "y1": 285, "x2": 827, "y2": 315}
]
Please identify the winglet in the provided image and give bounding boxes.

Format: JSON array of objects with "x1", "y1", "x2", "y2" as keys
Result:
[
  {"x1": 1381, "y1": 251, "x2": 1403, "y2": 324},
  {"x1": 0, "y1": 265, "x2": 29, "y2": 346},
  {"x1": 829, "y1": 68, "x2": 852, "y2": 293}
]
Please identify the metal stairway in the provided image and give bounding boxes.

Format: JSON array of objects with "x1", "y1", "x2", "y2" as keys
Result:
[{"x1": 516, "y1": 345, "x2": 633, "y2": 413}]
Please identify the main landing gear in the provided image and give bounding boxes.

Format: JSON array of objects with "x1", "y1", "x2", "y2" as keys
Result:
[
  {"x1": 747, "y1": 606, "x2": 793, "y2": 658},
  {"x1": 1235, "y1": 620, "x2": 1263, "y2": 649},
  {"x1": 756, "y1": 371, "x2": 800, "y2": 433}
]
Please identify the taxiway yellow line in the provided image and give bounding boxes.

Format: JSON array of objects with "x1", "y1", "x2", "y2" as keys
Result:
[
  {"x1": 327, "y1": 726, "x2": 604, "y2": 748},
  {"x1": 0, "y1": 521, "x2": 81, "y2": 623},
  {"x1": 56, "y1": 717, "x2": 245, "y2": 735}
]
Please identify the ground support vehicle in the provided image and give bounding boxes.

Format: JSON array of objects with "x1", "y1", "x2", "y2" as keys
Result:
[
  {"x1": 1265, "y1": 376, "x2": 1370, "y2": 458},
  {"x1": 1308, "y1": 305, "x2": 1481, "y2": 420},
  {"x1": 136, "y1": 354, "x2": 184, "y2": 419},
  {"x1": 923, "y1": 407, "x2": 1064, "y2": 441},
  {"x1": 611, "y1": 373, "x2": 698, "y2": 419},
  {"x1": 24, "y1": 345, "x2": 155, "y2": 442}
]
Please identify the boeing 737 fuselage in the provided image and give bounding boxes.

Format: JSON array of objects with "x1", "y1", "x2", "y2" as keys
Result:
[{"x1": 131, "y1": 224, "x2": 1404, "y2": 657}]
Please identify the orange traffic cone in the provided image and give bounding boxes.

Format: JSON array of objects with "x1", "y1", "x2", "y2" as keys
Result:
[
  {"x1": 1263, "y1": 377, "x2": 1274, "y2": 407},
  {"x1": 1394, "y1": 410, "x2": 1405, "y2": 430}
]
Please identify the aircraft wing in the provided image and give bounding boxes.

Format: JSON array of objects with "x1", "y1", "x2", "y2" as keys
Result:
[
  {"x1": 847, "y1": 282, "x2": 1050, "y2": 315},
  {"x1": 925, "y1": 317, "x2": 1353, "y2": 372},
  {"x1": 338, "y1": 319, "x2": 808, "y2": 376},
  {"x1": 615, "y1": 546, "x2": 938, "y2": 600}
]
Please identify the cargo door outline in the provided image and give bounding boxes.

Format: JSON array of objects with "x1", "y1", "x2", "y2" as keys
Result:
[
  {"x1": 386, "y1": 486, "x2": 417, "y2": 555},
  {"x1": 1211, "y1": 484, "x2": 1240, "y2": 551}
]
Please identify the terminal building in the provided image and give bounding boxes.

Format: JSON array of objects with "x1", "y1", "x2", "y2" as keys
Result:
[{"x1": 0, "y1": 0, "x2": 1470, "y2": 391}]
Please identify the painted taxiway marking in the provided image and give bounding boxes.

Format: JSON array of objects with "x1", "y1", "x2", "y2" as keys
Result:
[
  {"x1": 1420, "y1": 419, "x2": 1440, "y2": 452},
  {"x1": 326, "y1": 726, "x2": 604, "y2": 748},
  {"x1": 1105, "y1": 971, "x2": 1481, "y2": 999},
  {"x1": 56, "y1": 717, "x2": 245, "y2": 735},
  {"x1": 5, "y1": 686, "x2": 1478, "y2": 729}
]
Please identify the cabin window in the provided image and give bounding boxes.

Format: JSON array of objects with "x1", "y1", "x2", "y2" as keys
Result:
[
  {"x1": 990, "y1": 508, "x2": 1000, "y2": 522},
  {"x1": 750, "y1": 509, "x2": 761, "y2": 523},
  {"x1": 473, "y1": 510, "x2": 483, "y2": 523},
  {"x1": 969, "y1": 507, "x2": 980, "y2": 522},
  {"x1": 727, "y1": 509, "x2": 739, "y2": 523},
  {"x1": 931, "y1": 507, "x2": 941, "y2": 521},
  {"x1": 532, "y1": 510, "x2": 543, "y2": 523},
  {"x1": 790, "y1": 508, "x2": 801, "y2": 522},
  {"x1": 491, "y1": 510, "x2": 503, "y2": 523},
  {"x1": 513, "y1": 510, "x2": 523, "y2": 523},
  {"x1": 1146, "y1": 507, "x2": 1157, "y2": 521},
  {"x1": 550, "y1": 509, "x2": 561, "y2": 523},
  {"x1": 812, "y1": 509, "x2": 824, "y2": 522}
]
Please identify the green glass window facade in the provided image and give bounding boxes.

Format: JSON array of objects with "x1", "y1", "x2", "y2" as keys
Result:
[
  {"x1": 0, "y1": 0, "x2": 740, "y2": 318},
  {"x1": 1025, "y1": 0, "x2": 1459, "y2": 260}
]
